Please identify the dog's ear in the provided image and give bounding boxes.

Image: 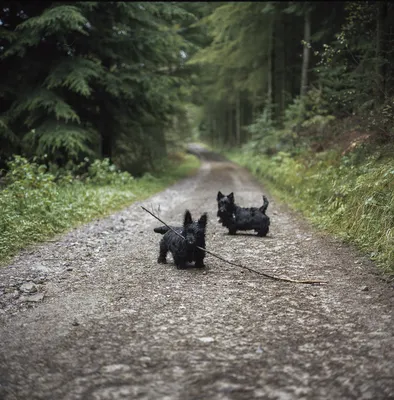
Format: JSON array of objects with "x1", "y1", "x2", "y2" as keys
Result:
[
  {"x1": 217, "y1": 191, "x2": 224, "y2": 201},
  {"x1": 183, "y1": 210, "x2": 193, "y2": 226},
  {"x1": 198, "y1": 213, "x2": 208, "y2": 228},
  {"x1": 228, "y1": 192, "x2": 234, "y2": 202}
]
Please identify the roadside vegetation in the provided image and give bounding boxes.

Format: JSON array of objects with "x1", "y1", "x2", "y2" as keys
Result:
[
  {"x1": 226, "y1": 146, "x2": 394, "y2": 273},
  {"x1": 0, "y1": 152, "x2": 199, "y2": 264}
]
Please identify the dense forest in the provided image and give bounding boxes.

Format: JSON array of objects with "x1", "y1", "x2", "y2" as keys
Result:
[
  {"x1": 1, "y1": 1, "x2": 393, "y2": 171},
  {"x1": 0, "y1": 1, "x2": 201, "y2": 175},
  {"x1": 0, "y1": 2, "x2": 393, "y2": 269}
]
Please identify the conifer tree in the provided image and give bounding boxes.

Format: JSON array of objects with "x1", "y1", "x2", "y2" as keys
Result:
[{"x1": 0, "y1": 2, "x2": 197, "y2": 173}]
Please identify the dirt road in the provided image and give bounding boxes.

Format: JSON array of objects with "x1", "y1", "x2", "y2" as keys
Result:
[{"x1": 1, "y1": 144, "x2": 393, "y2": 400}]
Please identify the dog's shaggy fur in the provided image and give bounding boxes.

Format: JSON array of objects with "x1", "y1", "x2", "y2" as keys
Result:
[
  {"x1": 153, "y1": 210, "x2": 208, "y2": 269},
  {"x1": 216, "y1": 191, "x2": 270, "y2": 237}
]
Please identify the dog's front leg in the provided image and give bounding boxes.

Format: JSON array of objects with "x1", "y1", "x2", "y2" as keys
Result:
[
  {"x1": 174, "y1": 256, "x2": 187, "y2": 269},
  {"x1": 158, "y1": 240, "x2": 168, "y2": 264},
  {"x1": 194, "y1": 250, "x2": 206, "y2": 268}
]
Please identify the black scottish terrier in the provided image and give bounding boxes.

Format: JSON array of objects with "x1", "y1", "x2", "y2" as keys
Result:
[
  {"x1": 153, "y1": 210, "x2": 208, "y2": 269},
  {"x1": 216, "y1": 191, "x2": 270, "y2": 237}
]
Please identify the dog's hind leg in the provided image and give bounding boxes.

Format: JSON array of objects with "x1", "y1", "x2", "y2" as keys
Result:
[
  {"x1": 256, "y1": 229, "x2": 268, "y2": 237},
  {"x1": 256, "y1": 223, "x2": 269, "y2": 237},
  {"x1": 228, "y1": 225, "x2": 237, "y2": 235},
  {"x1": 157, "y1": 239, "x2": 168, "y2": 264}
]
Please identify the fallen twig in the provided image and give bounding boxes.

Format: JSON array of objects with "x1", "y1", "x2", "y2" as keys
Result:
[{"x1": 142, "y1": 206, "x2": 327, "y2": 285}]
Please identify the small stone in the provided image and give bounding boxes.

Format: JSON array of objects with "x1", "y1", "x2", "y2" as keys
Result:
[
  {"x1": 361, "y1": 286, "x2": 369, "y2": 292},
  {"x1": 20, "y1": 282, "x2": 37, "y2": 294},
  {"x1": 202, "y1": 271, "x2": 207, "y2": 275},
  {"x1": 25, "y1": 293, "x2": 44, "y2": 303},
  {"x1": 66, "y1": 267, "x2": 73, "y2": 271},
  {"x1": 198, "y1": 337, "x2": 214, "y2": 343},
  {"x1": 33, "y1": 276, "x2": 46, "y2": 284},
  {"x1": 31, "y1": 264, "x2": 51, "y2": 273},
  {"x1": 72, "y1": 320, "x2": 80, "y2": 326}
]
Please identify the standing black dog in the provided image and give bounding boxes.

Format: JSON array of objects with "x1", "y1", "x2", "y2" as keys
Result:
[
  {"x1": 216, "y1": 191, "x2": 270, "y2": 237},
  {"x1": 153, "y1": 210, "x2": 208, "y2": 269}
]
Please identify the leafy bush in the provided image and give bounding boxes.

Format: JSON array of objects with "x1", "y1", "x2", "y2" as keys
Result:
[{"x1": 86, "y1": 158, "x2": 134, "y2": 185}]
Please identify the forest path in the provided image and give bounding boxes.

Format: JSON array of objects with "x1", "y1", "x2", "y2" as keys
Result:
[{"x1": 0, "y1": 144, "x2": 393, "y2": 400}]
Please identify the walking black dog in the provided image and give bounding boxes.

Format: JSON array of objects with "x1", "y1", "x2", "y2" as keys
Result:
[
  {"x1": 154, "y1": 210, "x2": 208, "y2": 269},
  {"x1": 216, "y1": 191, "x2": 270, "y2": 237}
]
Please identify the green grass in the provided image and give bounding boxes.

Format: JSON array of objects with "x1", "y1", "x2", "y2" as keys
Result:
[
  {"x1": 0, "y1": 153, "x2": 200, "y2": 264},
  {"x1": 225, "y1": 147, "x2": 394, "y2": 274}
]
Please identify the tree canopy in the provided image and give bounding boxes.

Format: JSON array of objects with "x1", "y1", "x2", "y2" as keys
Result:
[{"x1": 1, "y1": 1, "x2": 393, "y2": 173}]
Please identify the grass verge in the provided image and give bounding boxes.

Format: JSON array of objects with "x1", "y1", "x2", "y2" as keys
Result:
[
  {"x1": 0, "y1": 152, "x2": 200, "y2": 264},
  {"x1": 225, "y1": 147, "x2": 394, "y2": 274}
]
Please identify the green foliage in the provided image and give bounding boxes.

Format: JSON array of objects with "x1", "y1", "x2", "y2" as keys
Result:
[
  {"x1": 4, "y1": 5, "x2": 90, "y2": 58},
  {"x1": 243, "y1": 105, "x2": 278, "y2": 154},
  {"x1": 0, "y1": 152, "x2": 200, "y2": 264},
  {"x1": 44, "y1": 57, "x2": 103, "y2": 97},
  {"x1": 23, "y1": 122, "x2": 97, "y2": 160},
  {"x1": 244, "y1": 87, "x2": 336, "y2": 154},
  {"x1": 283, "y1": 88, "x2": 335, "y2": 135},
  {"x1": 0, "y1": 1, "x2": 199, "y2": 173},
  {"x1": 86, "y1": 158, "x2": 134, "y2": 185},
  {"x1": 228, "y1": 147, "x2": 394, "y2": 273}
]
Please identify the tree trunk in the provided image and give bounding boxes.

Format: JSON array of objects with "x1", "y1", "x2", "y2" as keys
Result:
[
  {"x1": 235, "y1": 92, "x2": 241, "y2": 146},
  {"x1": 101, "y1": 134, "x2": 112, "y2": 159},
  {"x1": 100, "y1": 108, "x2": 112, "y2": 159},
  {"x1": 228, "y1": 106, "x2": 233, "y2": 147},
  {"x1": 212, "y1": 116, "x2": 217, "y2": 146},
  {"x1": 267, "y1": 19, "x2": 274, "y2": 106},
  {"x1": 252, "y1": 91, "x2": 257, "y2": 121},
  {"x1": 376, "y1": 1, "x2": 388, "y2": 105},
  {"x1": 275, "y1": 18, "x2": 286, "y2": 118},
  {"x1": 300, "y1": 8, "x2": 311, "y2": 98}
]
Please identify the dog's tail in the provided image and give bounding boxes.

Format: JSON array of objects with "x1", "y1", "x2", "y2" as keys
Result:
[
  {"x1": 153, "y1": 226, "x2": 170, "y2": 234},
  {"x1": 259, "y1": 195, "x2": 269, "y2": 214}
]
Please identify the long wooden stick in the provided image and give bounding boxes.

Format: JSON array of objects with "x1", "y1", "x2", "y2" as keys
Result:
[{"x1": 142, "y1": 206, "x2": 327, "y2": 285}]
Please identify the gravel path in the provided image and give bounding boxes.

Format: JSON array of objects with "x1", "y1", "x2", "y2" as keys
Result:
[{"x1": 0, "y1": 144, "x2": 393, "y2": 400}]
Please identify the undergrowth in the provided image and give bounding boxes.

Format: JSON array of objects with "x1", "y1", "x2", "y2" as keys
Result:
[
  {"x1": 226, "y1": 145, "x2": 394, "y2": 273},
  {"x1": 0, "y1": 153, "x2": 200, "y2": 264}
]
